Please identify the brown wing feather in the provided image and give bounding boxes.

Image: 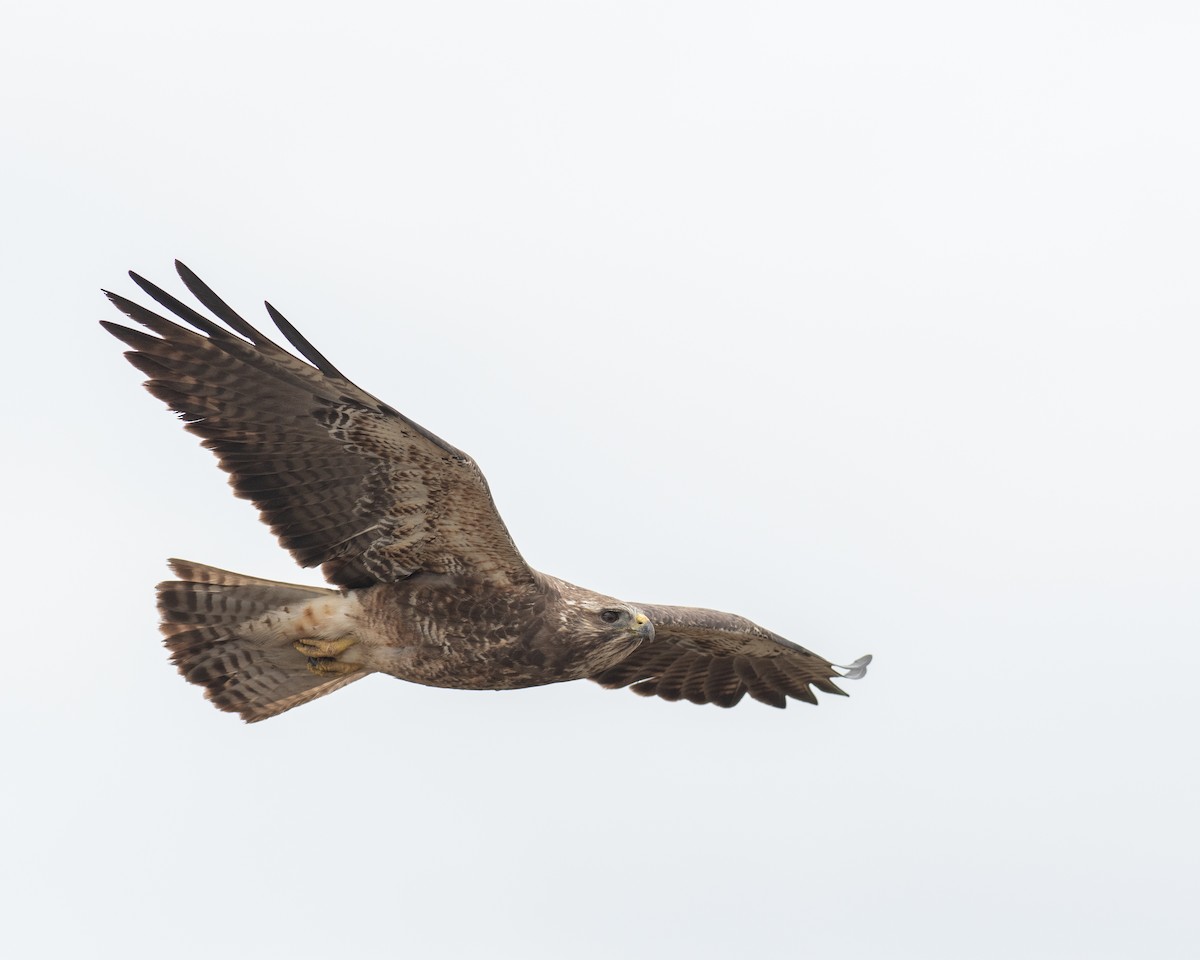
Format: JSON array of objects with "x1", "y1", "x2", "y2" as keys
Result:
[
  {"x1": 592, "y1": 603, "x2": 871, "y2": 709},
  {"x1": 103, "y1": 262, "x2": 532, "y2": 589}
]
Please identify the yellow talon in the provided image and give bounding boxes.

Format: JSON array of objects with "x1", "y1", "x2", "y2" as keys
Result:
[
  {"x1": 303, "y1": 657, "x2": 359, "y2": 677},
  {"x1": 293, "y1": 637, "x2": 357, "y2": 658},
  {"x1": 294, "y1": 636, "x2": 359, "y2": 676}
]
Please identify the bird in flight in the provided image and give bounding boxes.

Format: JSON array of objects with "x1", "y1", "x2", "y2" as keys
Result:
[{"x1": 103, "y1": 262, "x2": 871, "y2": 722}]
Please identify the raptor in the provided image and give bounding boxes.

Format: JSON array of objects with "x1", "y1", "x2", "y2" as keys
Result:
[{"x1": 104, "y1": 263, "x2": 871, "y2": 722}]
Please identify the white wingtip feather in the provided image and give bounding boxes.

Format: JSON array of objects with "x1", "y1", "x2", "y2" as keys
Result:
[{"x1": 834, "y1": 654, "x2": 873, "y2": 680}]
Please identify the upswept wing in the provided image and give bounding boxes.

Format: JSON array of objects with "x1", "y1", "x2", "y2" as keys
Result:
[
  {"x1": 591, "y1": 604, "x2": 871, "y2": 708},
  {"x1": 103, "y1": 261, "x2": 531, "y2": 589}
]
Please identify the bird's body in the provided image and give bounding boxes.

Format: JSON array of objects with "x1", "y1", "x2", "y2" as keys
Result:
[
  {"x1": 351, "y1": 572, "x2": 650, "y2": 690},
  {"x1": 106, "y1": 263, "x2": 871, "y2": 722}
]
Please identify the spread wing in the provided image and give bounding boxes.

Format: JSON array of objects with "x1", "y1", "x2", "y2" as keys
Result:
[
  {"x1": 591, "y1": 604, "x2": 871, "y2": 708},
  {"x1": 103, "y1": 261, "x2": 532, "y2": 589}
]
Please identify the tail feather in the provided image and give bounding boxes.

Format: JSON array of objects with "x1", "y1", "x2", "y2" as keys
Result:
[{"x1": 157, "y1": 559, "x2": 368, "y2": 722}]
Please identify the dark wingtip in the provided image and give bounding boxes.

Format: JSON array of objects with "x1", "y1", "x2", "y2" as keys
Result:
[
  {"x1": 98, "y1": 318, "x2": 134, "y2": 341},
  {"x1": 102, "y1": 289, "x2": 151, "y2": 324},
  {"x1": 264, "y1": 300, "x2": 348, "y2": 379},
  {"x1": 127, "y1": 269, "x2": 168, "y2": 304},
  {"x1": 172, "y1": 260, "x2": 278, "y2": 345},
  {"x1": 174, "y1": 259, "x2": 197, "y2": 285},
  {"x1": 124, "y1": 265, "x2": 242, "y2": 340}
]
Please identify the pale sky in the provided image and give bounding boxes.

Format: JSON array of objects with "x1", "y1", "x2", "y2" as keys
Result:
[{"x1": 2, "y1": 3, "x2": 1197, "y2": 958}]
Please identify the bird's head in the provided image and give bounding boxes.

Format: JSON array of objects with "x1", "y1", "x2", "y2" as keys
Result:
[{"x1": 586, "y1": 603, "x2": 654, "y2": 645}]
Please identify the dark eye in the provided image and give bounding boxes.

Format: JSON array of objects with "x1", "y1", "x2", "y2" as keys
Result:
[{"x1": 600, "y1": 610, "x2": 622, "y2": 624}]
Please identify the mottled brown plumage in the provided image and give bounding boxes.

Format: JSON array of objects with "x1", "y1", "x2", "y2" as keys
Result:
[{"x1": 105, "y1": 262, "x2": 871, "y2": 722}]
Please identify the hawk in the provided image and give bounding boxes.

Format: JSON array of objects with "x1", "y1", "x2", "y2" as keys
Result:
[{"x1": 104, "y1": 262, "x2": 872, "y2": 722}]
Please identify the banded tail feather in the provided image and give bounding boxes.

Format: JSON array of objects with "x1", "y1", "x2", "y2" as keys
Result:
[{"x1": 157, "y1": 559, "x2": 368, "y2": 722}]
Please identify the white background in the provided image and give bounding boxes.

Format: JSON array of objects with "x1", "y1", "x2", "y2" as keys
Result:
[{"x1": 2, "y1": 3, "x2": 1197, "y2": 957}]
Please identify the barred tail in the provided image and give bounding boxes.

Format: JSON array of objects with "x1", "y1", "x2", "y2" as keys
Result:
[{"x1": 157, "y1": 559, "x2": 368, "y2": 723}]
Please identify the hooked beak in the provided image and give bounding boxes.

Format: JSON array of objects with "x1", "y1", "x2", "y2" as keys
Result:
[{"x1": 631, "y1": 612, "x2": 654, "y2": 642}]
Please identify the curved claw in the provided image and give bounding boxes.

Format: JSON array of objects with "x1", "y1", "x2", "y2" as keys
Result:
[
  {"x1": 294, "y1": 637, "x2": 357, "y2": 658},
  {"x1": 304, "y1": 656, "x2": 359, "y2": 677}
]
